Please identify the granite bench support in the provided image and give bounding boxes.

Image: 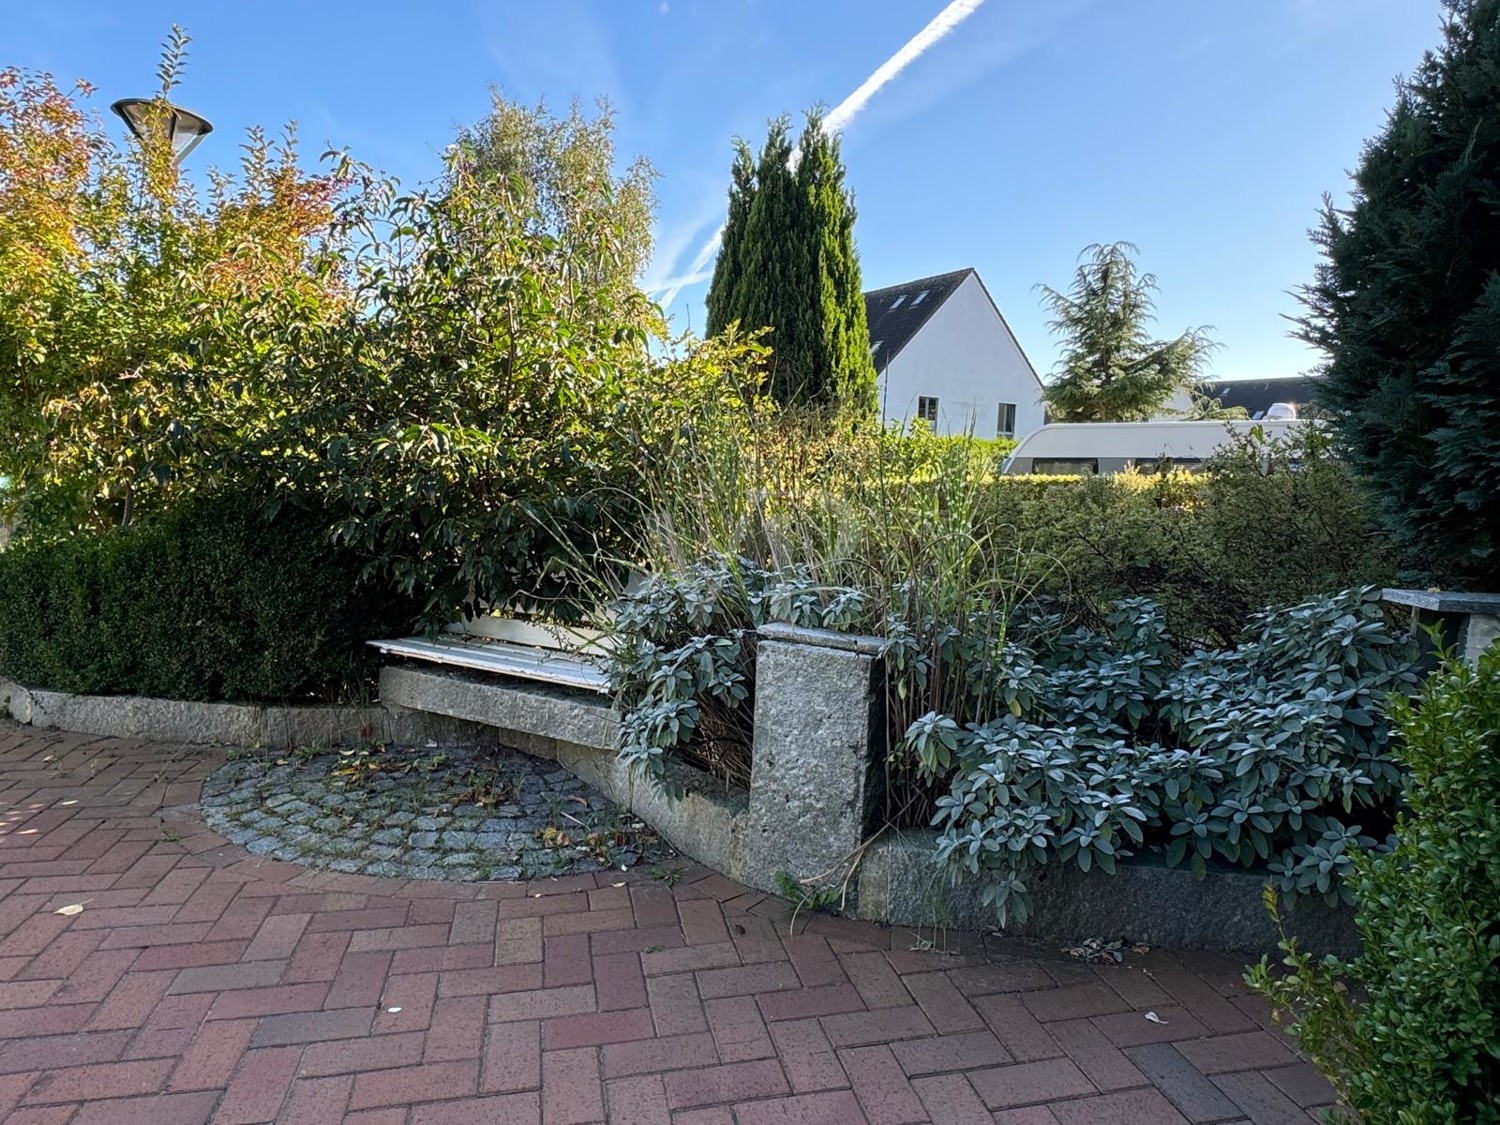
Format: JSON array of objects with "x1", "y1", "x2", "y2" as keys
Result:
[{"x1": 1383, "y1": 587, "x2": 1500, "y2": 667}]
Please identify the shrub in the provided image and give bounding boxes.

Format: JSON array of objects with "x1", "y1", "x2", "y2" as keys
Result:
[
  {"x1": 251, "y1": 150, "x2": 760, "y2": 630},
  {"x1": 0, "y1": 490, "x2": 415, "y2": 702},
  {"x1": 1247, "y1": 645, "x2": 1500, "y2": 1124},
  {"x1": 610, "y1": 556, "x2": 865, "y2": 791},
  {"x1": 616, "y1": 404, "x2": 1403, "y2": 847},
  {"x1": 0, "y1": 45, "x2": 369, "y2": 538},
  {"x1": 609, "y1": 552, "x2": 1418, "y2": 923},
  {"x1": 912, "y1": 588, "x2": 1416, "y2": 922},
  {"x1": 982, "y1": 428, "x2": 1400, "y2": 645}
]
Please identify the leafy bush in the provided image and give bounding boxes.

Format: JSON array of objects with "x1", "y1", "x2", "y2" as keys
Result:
[
  {"x1": 611, "y1": 556, "x2": 864, "y2": 791},
  {"x1": 241, "y1": 137, "x2": 761, "y2": 630},
  {"x1": 0, "y1": 490, "x2": 414, "y2": 702},
  {"x1": 1248, "y1": 645, "x2": 1500, "y2": 1124},
  {"x1": 912, "y1": 589, "x2": 1416, "y2": 922},
  {"x1": 609, "y1": 551, "x2": 1416, "y2": 925},
  {"x1": 614, "y1": 394, "x2": 1404, "y2": 848},
  {"x1": 1, "y1": 44, "x2": 368, "y2": 538}
]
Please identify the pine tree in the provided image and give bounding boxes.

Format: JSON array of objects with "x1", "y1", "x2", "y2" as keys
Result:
[
  {"x1": 704, "y1": 109, "x2": 875, "y2": 412},
  {"x1": 1300, "y1": 0, "x2": 1500, "y2": 584},
  {"x1": 1039, "y1": 242, "x2": 1215, "y2": 423}
]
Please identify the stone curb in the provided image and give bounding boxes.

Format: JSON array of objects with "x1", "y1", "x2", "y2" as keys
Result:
[{"x1": 0, "y1": 671, "x2": 1357, "y2": 955}]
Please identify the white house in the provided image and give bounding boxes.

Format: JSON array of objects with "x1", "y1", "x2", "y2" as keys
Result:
[{"x1": 865, "y1": 267, "x2": 1046, "y2": 440}]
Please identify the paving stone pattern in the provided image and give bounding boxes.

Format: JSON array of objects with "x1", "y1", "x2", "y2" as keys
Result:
[
  {"x1": 202, "y1": 744, "x2": 670, "y2": 882},
  {"x1": 0, "y1": 722, "x2": 1337, "y2": 1123}
]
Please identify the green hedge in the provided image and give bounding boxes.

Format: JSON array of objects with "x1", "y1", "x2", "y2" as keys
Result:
[
  {"x1": 980, "y1": 441, "x2": 1401, "y2": 645},
  {"x1": 1249, "y1": 646, "x2": 1500, "y2": 1122},
  {"x1": 0, "y1": 491, "x2": 417, "y2": 703}
]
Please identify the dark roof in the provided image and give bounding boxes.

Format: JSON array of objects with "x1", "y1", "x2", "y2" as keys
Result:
[
  {"x1": 864, "y1": 268, "x2": 973, "y2": 371},
  {"x1": 1203, "y1": 376, "x2": 1320, "y2": 419}
]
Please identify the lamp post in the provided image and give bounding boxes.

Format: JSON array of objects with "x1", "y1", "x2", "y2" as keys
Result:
[{"x1": 110, "y1": 97, "x2": 213, "y2": 164}]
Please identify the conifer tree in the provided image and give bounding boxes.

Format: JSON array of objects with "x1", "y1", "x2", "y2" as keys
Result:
[
  {"x1": 798, "y1": 112, "x2": 878, "y2": 415},
  {"x1": 1300, "y1": 0, "x2": 1500, "y2": 583},
  {"x1": 705, "y1": 139, "x2": 753, "y2": 339},
  {"x1": 704, "y1": 110, "x2": 875, "y2": 412},
  {"x1": 1039, "y1": 242, "x2": 1215, "y2": 423}
]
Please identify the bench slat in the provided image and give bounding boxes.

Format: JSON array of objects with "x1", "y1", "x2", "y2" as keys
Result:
[{"x1": 369, "y1": 636, "x2": 611, "y2": 693}]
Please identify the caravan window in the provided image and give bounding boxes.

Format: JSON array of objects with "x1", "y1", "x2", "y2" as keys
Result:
[
  {"x1": 1033, "y1": 458, "x2": 1098, "y2": 476},
  {"x1": 1139, "y1": 456, "x2": 1205, "y2": 474}
]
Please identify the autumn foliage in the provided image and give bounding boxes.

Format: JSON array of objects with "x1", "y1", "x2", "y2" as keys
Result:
[{"x1": 0, "y1": 31, "x2": 365, "y2": 534}]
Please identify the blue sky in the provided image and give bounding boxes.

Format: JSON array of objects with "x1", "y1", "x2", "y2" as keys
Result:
[{"x1": 7, "y1": 0, "x2": 1440, "y2": 381}]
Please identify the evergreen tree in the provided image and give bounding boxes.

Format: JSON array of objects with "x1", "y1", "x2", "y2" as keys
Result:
[
  {"x1": 1039, "y1": 242, "x2": 1215, "y2": 422},
  {"x1": 704, "y1": 110, "x2": 875, "y2": 412},
  {"x1": 705, "y1": 139, "x2": 753, "y2": 339},
  {"x1": 798, "y1": 112, "x2": 878, "y2": 415},
  {"x1": 1300, "y1": 0, "x2": 1500, "y2": 584}
]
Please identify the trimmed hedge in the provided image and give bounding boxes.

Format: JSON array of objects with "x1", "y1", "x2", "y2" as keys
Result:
[
  {"x1": 981, "y1": 441, "x2": 1400, "y2": 645},
  {"x1": 0, "y1": 491, "x2": 417, "y2": 703}
]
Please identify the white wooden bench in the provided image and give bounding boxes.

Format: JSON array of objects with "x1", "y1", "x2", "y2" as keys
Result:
[{"x1": 370, "y1": 615, "x2": 612, "y2": 694}]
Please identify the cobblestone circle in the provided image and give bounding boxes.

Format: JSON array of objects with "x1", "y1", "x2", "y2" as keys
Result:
[{"x1": 200, "y1": 742, "x2": 673, "y2": 881}]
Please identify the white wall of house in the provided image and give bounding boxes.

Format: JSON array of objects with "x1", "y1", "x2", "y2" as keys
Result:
[
  {"x1": 875, "y1": 272, "x2": 1046, "y2": 440},
  {"x1": 1152, "y1": 385, "x2": 1196, "y2": 420}
]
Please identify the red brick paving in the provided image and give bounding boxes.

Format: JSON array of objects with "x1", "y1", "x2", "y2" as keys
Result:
[{"x1": 0, "y1": 723, "x2": 1337, "y2": 1123}]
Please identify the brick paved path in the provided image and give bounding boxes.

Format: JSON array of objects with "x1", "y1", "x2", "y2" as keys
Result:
[{"x1": 0, "y1": 724, "x2": 1335, "y2": 1124}]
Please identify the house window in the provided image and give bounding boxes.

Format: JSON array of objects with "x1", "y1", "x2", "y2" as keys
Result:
[
  {"x1": 911, "y1": 289, "x2": 930, "y2": 307},
  {"x1": 917, "y1": 396, "x2": 939, "y2": 424},
  {"x1": 997, "y1": 402, "x2": 1017, "y2": 437},
  {"x1": 889, "y1": 294, "x2": 906, "y2": 310}
]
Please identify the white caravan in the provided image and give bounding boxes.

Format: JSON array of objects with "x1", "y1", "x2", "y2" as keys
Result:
[{"x1": 1001, "y1": 419, "x2": 1302, "y2": 476}]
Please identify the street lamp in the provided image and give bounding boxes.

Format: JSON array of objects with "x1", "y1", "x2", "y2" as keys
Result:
[{"x1": 110, "y1": 97, "x2": 213, "y2": 164}]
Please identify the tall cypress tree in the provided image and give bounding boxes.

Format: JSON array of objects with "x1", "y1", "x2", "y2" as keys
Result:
[
  {"x1": 797, "y1": 111, "x2": 877, "y2": 415},
  {"x1": 735, "y1": 116, "x2": 804, "y2": 402},
  {"x1": 1301, "y1": 0, "x2": 1500, "y2": 584},
  {"x1": 705, "y1": 139, "x2": 753, "y2": 339},
  {"x1": 704, "y1": 110, "x2": 874, "y2": 412}
]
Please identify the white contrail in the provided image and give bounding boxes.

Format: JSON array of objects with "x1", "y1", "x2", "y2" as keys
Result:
[
  {"x1": 824, "y1": 0, "x2": 987, "y2": 134},
  {"x1": 646, "y1": 270, "x2": 715, "y2": 295},
  {"x1": 656, "y1": 0, "x2": 988, "y2": 309},
  {"x1": 657, "y1": 230, "x2": 728, "y2": 309}
]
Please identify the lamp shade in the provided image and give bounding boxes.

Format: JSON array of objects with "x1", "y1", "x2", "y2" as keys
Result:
[{"x1": 111, "y1": 98, "x2": 214, "y2": 163}]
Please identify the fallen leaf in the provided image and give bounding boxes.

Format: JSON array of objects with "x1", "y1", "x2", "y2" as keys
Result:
[
  {"x1": 386, "y1": 1006, "x2": 402, "y2": 1014},
  {"x1": 611, "y1": 882, "x2": 625, "y2": 888},
  {"x1": 54, "y1": 904, "x2": 84, "y2": 916},
  {"x1": 1144, "y1": 1011, "x2": 1169, "y2": 1025}
]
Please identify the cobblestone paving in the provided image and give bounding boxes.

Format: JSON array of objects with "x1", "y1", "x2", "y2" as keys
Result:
[
  {"x1": 201, "y1": 745, "x2": 671, "y2": 882},
  {"x1": 0, "y1": 721, "x2": 1336, "y2": 1123}
]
